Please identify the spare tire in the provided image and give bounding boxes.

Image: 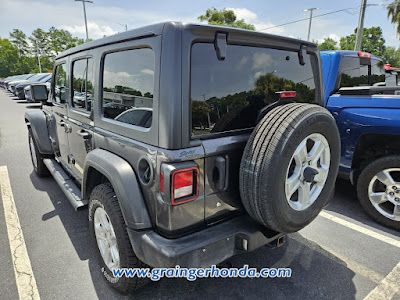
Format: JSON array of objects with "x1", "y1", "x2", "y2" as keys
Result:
[{"x1": 240, "y1": 103, "x2": 340, "y2": 233}]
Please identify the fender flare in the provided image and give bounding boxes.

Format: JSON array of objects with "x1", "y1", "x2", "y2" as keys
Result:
[
  {"x1": 24, "y1": 111, "x2": 53, "y2": 154},
  {"x1": 83, "y1": 149, "x2": 152, "y2": 230}
]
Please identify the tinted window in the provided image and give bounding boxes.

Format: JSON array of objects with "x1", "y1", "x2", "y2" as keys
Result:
[
  {"x1": 371, "y1": 59, "x2": 385, "y2": 85},
  {"x1": 72, "y1": 58, "x2": 93, "y2": 112},
  {"x1": 340, "y1": 57, "x2": 385, "y2": 88},
  {"x1": 191, "y1": 43, "x2": 317, "y2": 136},
  {"x1": 53, "y1": 64, "x2": 67, "y2": 104},
  {"x1": 115, "y1": 109, "x2": 152, "y2": 128},
  {"x1": 102, "y1": 48, "x2": 154, "y2": 128}
]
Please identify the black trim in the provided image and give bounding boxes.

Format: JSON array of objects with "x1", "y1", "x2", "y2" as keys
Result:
[{"x1": 127, "y1": 215, "x2": 284, "y2": 268}]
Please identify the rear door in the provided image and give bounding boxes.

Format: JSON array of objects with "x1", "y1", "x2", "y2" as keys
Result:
[
  {"x1": 189, "y1": 42, "x2": 319, "y2": 224},
  {"x1": 67, "y1": 56, "x2": 95, "y2": 179}
]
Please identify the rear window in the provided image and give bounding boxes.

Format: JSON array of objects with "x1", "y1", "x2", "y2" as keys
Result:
[
  {"x1": 190, "y1": 43, "x2": 317, "y2": 136},
  {"x1": 339, "y1": 56, "x2": 385, "y2": 88}
]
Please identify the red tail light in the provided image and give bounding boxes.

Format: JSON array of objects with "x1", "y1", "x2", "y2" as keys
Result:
[
  {"x1": 358, "y1": 51, "x2": 372, "y2": 58},
  {"x1": 276, "y1": 91, "x2": 296, "y2": 99},
  {"x1": 171, "y1": 167, "x2": 199, "y2": 205},
  {"x1": 384, "y1": 64, "x2": 391, "y2": 70},
  {"x1": 160, "y1": 172, "x2": 164, "y2": 192}
]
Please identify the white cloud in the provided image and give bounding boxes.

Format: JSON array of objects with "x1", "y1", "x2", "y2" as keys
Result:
[
  {"x1": 316, "y1": 33, "x2": 341, "y2": 45},
  {"x1": 103, "y1": 71, "x2": 133, "y2": 89},
  {"x1": 140, "y1": 68, "x2": 154, "y2": 76},
  {"x1": 230, "y1": 8, "x2": 258, "y2": 23},
  {"x1": 61, "y1": 22, "x2": 117, "y2": 39},
  {"x1": 236, "y1": 56, "x2": 249, "y2": 70},
  {"x1": 252, "y1": 52, "x2": 274, "y2": 70},
  {"x1": 228, "y1": 7, "x2": 285, "y2": 35}
]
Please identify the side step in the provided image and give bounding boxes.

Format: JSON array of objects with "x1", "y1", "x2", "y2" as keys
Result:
[{"x1": 43, "y1": 159, "x2": 88, "y2": 210}]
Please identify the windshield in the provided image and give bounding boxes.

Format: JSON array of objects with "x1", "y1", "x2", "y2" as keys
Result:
[
  {"x1": 38, "y1": 74, "x2": 51, "y2": 82},
  {"x1": 27, "y1": 74, "x2": 43, "y2": 82}
]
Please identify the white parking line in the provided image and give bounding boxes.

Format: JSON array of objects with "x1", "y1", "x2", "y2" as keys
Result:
[
  {"x1": 364, "y1": 262, "x2": 400, "y2": 300},
  {"x1": 0, "y1": 166, "x2": 40, "y2": 300},
  {"x1": 319, "y1": 211, "x2": 400, "y2": 248}
]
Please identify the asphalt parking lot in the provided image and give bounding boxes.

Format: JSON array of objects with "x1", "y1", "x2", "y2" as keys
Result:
[{"x1": 0, "y1": 88, "x2": 399, "y2": 300}]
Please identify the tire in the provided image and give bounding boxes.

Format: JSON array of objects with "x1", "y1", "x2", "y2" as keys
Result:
[
  {"x1": 89, "y1": 183, "x2": 150, "y2": 294},
  {"x1": 28, "y1": 129, "x2": 49, "y2": 177},
  {"x1": 240, "y1": 103, "x2": 340, "y2": 233},
  {"x1": 357, "y1": 156, "x2": 400, "y2": 230}
]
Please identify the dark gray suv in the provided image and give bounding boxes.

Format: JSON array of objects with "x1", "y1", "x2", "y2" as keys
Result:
[{"x1": 25, "y1": 22, "x2": 340, "y2": 293}]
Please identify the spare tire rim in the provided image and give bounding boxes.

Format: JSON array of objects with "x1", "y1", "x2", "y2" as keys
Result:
[
  {"x1": 94, "y1": 207, "x2": 121, "y2": 270},
  {"x1": 368, "y1": 168, "x2": 400, "y2": 221},
  {"x1": 285, "y1": 133, "x2": 331, "y2": 211}
]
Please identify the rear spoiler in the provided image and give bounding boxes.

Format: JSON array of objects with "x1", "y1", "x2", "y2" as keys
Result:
[{"x1": 338, "y1": 86, "x2": 400, "y2": 96}]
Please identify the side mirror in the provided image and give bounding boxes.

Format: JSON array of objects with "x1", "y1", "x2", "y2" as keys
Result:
[{"x1": 30, "y1": 84, "x2": 48, "y2": 103}]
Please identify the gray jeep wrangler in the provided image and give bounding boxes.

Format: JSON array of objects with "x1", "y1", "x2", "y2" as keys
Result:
[{"x1": 25, "y1": 22, "x2": 340, "y2": 293}]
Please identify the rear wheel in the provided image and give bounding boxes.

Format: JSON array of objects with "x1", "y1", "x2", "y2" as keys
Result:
[
  {"x1": 357, "y1": 156, "x2": 400, "y2": 230},
  {"x1": 240, "y1": 103, "x2": 340, "y2": 233},
  {"x1": 89, "y1": 183, "x2": 149, "y2": 294}
]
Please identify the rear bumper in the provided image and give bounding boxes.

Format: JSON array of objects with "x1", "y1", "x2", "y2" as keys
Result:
[{"x1": 127, "y1": 216, "x2": 284, "y2": 268}]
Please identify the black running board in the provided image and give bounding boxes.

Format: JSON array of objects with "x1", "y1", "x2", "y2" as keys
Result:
[{"x1": 43, "y1": 158, "x2": 88, "y2": 210}]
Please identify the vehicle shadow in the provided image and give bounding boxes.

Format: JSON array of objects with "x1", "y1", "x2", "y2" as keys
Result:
[
  {"x1": 30, "y1": 171, "x2": 357, "y2": 299},
  {"x1": 25, "y1": 105, "x2": 41, "y2": 109},
  {"x1": 124, "y1": 233, "x2": 357, "y2": 300},
  {"x1": 325, "y1": 178, "x2": 399, "y2": 237},
  {"x1": 29, "y1": 172, "x2": 90, "y2": 262},
  {"x1": 29, "y1": 172, "x2": 123, "y2": 298},
  {"x1": 16, "y1": 100, "x2": 29, "y2": 104}
]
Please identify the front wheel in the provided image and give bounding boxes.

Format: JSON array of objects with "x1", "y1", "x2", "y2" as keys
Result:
[
  {"x1": 89, "y1": 183, "x2": 149, "y2": 294},
  {"x1": 357, "y1": 156, "x2": 400, "y2": 230},
  {"x1": 28, "y1": 129, "x2": 49, "y2": 177}
]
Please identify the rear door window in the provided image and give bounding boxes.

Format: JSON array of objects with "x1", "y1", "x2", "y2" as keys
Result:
[
  {"x1": 190, "y1": 43, "x2": 317, "y2": 136},
  {"x1": 72, "y1": 58, "x2": 93, "y2": 112},
  {"x1": 102, "y1": 48, "x2": 154, "y2": 128}
]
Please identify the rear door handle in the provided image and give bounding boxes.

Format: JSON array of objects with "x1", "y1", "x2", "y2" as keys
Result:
[
  {"x1": 77, "y1": 129, "x2": 91, "y2": 140},
  {"x1": 57, "y1": 121, "x2": 65, "y2": 127}
]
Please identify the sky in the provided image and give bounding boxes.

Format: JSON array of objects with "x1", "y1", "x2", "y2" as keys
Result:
[{"x1": 0, "y1": 0, "x2": 399, "y2": 48}]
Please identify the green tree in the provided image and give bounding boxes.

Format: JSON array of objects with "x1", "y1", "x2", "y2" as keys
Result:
[
  {"x1": 47, "y1": 27, "x2": 85, "y2": 56},
  {"x1": 339, "y1": 27, "x2": 386, "y2": 57},
  {"x1": 198, "y1": 7, "x2": 255, "y2": 30},
  {"x1": 387, "y1": 1, "x2": 400, "y2": 35},
  {"x1": 0, "y1": 38, "x2": 20, "y2": 77},
  {"x1": 318, "y1": 37, "x2": 338, "y2": 51},
  {"x1": 192, "y1": 100, "x2": 211, "y2": 129},
  {"x1": 29, "y1": 28, "x2": 51, "y2": 57},
  {"x1": 382, "y1": 46, "x2": 400, "y2": 66},
  {"x1": 9, "y1": 29, "x2": 29, "y2": 57}
]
